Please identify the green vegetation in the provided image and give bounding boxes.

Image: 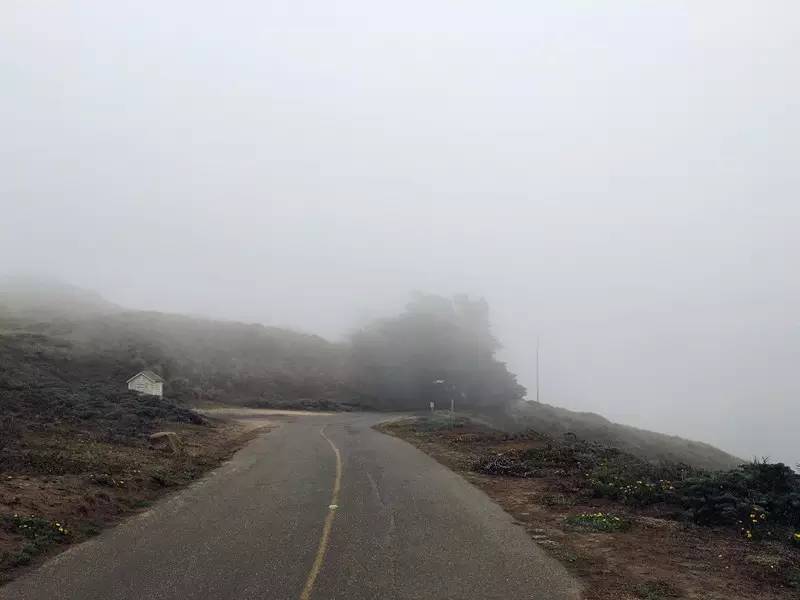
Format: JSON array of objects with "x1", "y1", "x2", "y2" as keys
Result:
[
  {"x1": 0, "y1": 329, "x2": 207, "y2": 476},
  {"x1": 501, "y1": 400, "x2": 742, "y2": 471},
  {"x1": 679, "y1": 461, "x2": 799, "y2": 526},
  {"x1": 591, "y1": 459, "x2": 800, "y2": 542},
  {"x1": 470, "y1": 425, "x2": 800, "y2": 547},
  {"x1": 0, "y1": 313, "x2": 348, "y2": 411},
  {"x1": 473, "y1": 434, "x2": 687, "y2": 483},
  {"x1": 1, "y1": 514, "x2": 71, "y2": 566},
  {"x1": 564, "y1": 512, "x2": 630, "y2": 532},
  {"x1": 407, "y1": 414, "x2": 471, "y2": 432}
]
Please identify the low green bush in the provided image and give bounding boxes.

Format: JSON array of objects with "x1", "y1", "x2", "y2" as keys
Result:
[
  {"x1": 6, "y1": 514, "x2": 71, "y2": 541},
  {"x1": 0, "y1": 514, "x2": 72, "y2": 568},
  {"x1": 564, "y1": 512, "x2": 630, "y2": 532},
  {"x1": 584, "y1": 452, "x2": 695, "y2": 507},
  {"x1": 676, "y1": 461, "x2": 800, "y2": 528},
  {"x1": 412, "y1": 415, "x2": 470, "y2": 432},
  {"x1": 587, "y1": 459, "x2": 800, "y2": 543}
]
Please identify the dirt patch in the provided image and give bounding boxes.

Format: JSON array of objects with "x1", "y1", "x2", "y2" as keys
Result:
[
  {"x1": 378, "y1": 417, "x2": 800, "y2": 600},
  {"x1": 0, "y1": 419, "x2": 263, "y2": 585}
]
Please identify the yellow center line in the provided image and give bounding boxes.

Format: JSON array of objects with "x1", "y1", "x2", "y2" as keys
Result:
[{"x1": 298, "y1": 425, "x2": 343, "y2": 600}]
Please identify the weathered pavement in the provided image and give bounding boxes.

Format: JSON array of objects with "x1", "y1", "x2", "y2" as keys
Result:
[{"x1": 0, "y1": 411, "x2": 580, "y2": 600}]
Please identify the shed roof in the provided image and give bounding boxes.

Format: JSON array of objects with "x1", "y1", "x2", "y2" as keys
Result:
[{"x1": 126, "y1": 370, "x2": 165, "y2": 384}]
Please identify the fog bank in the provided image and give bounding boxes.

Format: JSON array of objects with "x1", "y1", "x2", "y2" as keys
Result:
[{"x1": 2, "y1": 2, "x2": 798, "y2": 464}]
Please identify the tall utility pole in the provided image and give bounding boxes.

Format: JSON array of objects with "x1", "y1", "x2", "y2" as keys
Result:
[{"x1": 536, "y1": 336, "x2": 541, "y2": 403}]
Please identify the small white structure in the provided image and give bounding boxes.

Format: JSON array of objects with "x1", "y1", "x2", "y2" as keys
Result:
[{"x1": 126, "y1": 370, "x2": 164, "y2": 398}]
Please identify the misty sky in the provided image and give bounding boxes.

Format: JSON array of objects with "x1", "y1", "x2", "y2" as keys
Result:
[{"x1": 2, "y1": 2, "x2": 798, "y2": 465}]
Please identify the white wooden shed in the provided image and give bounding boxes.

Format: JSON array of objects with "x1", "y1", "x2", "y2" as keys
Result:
[{"x1": 126, "y1": 370, "x2": 164, "y2": 398}]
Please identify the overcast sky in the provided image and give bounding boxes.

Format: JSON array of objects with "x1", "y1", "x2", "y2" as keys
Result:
[{"x1": 2, "y1": 1, "x2": 798, "y2": 465}]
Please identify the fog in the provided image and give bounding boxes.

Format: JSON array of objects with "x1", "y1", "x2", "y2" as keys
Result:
[{"x1": 2, "y1": 2, "x2": 798, "y2": 465}]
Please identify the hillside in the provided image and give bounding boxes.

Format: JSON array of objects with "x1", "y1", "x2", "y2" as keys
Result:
[
  {"x1": 0, "y1": 282, "x2": 275, "y2": 579},
  {"x1": 0, "y1": 280, "x2": 744, "y2": 471},
  {"x1": 0, "y1": 278, "x2": 351, "y2": 409},
  {"x1": 0, "y1": 317, "x2": 349, "y2": 407},
  {"x1": 501, "y1": 400, "x2": 742, "y2": 471}
]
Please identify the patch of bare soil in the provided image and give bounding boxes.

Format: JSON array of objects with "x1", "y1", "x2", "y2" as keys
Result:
[
  {"x1": 0, "y1": 420, "x2": 263, "y2": 585},
  {"x1": 378, "y1": 418, "x2": 800, "y2": 600}
]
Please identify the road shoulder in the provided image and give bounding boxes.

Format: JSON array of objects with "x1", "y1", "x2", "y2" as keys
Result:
[
  {"x1": 377, "y1": 416, "x2": 799, "y2": 600},
  {"x1": 0, "y1": 417, "x2": 263, "y2": 587}
]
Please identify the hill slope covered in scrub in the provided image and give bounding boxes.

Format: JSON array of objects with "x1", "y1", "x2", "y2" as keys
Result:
[
  {"x1": 0, "y1": 278, "x2": 351, "y2": 408},
  {"x1": 0, "y1": 279, "x2": 744, "y2": 470},
  {"x1": 0, "y1": 314, "x2": 350, "y2": 409},
  {"x1": 499, "y1": 400, "x2": 742, "y2": 471}
]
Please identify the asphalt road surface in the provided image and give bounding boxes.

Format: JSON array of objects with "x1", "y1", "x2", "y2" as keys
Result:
[{"x1": 1, "y1": 411, "x2": 580, "y2": 600}]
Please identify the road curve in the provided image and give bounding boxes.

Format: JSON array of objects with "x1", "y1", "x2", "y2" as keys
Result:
[{"x1": 0, "y1": 412, "x2": 580, "y2": 600}]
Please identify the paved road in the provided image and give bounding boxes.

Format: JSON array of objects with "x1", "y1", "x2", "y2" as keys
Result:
[{"x1": 1, "y1": 412, "x2": 580, "y2": 600}]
